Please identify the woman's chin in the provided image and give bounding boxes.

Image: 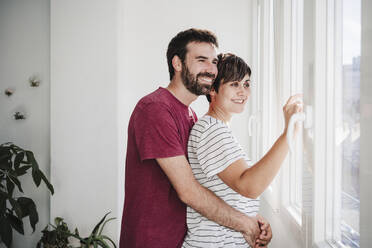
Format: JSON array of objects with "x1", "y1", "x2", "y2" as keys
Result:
[{"x1": 233, "y1": 107, "x2": 245, "y2": 114}]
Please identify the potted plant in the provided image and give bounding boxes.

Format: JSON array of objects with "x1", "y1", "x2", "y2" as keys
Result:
[
  {"x1": 71, "y1": 212, "x2": 116, "y2": 248},
  {"x1": 37, "y1": 217, "x2": 72, "y2": 248},
  {"x1": 37, "y1": 212, "x2": 116, "y2": 248},
  {"x1": 0, "y1": 142, "x2": 54, "y2": 248}
]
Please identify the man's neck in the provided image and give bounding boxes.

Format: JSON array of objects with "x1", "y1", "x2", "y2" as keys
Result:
[{"x1": 166, "y1": 78, "x2": 198, "y2": 106}]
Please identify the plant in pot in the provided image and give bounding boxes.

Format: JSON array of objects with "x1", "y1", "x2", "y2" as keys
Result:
[
  {"x1": 37, "y1": 212, "x2": 116, "y2": 248},
  {"x1": 37, "y1": 217, "x2": 72, "y2": 248},
  {"x1": 70, "y1": 212, "x2": 116, "y2": 248},
  {"x1": 0, "y1": 142, "x2": 54, "y2": 248}
]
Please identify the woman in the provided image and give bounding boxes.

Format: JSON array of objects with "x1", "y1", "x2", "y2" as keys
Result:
[{"x1": 182, "y1": 53, "x2": 302, "y2": 248}]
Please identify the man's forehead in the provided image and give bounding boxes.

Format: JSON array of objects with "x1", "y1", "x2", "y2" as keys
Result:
[{"x1": 186, "y1": 41, "x2": 218, "y2": 57}]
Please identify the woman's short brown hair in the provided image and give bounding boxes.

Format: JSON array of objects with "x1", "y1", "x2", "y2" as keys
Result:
[{"x1": 207, "y1": 53, "x2": 251, "y2": 102}]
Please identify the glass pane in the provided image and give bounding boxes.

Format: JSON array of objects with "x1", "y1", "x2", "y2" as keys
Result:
[{"x1": 341, "y1": 0, "x2": 360, "y2": 246}]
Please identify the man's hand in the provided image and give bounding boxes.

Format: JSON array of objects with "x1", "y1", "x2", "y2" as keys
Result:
[
  {"x1": 241, "y1": 216, "x2": 261, "y2": 247},
  {"x1": 254, "y1": 214, "x2": 272, "y2": 247}
]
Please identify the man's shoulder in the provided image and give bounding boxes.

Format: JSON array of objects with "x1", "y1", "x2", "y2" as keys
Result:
[
  {"x1": 139, "y1": 87, "x2": 172, "y2": 104},
  {"x1": 135, "y1": 87, "x2": 175, "y2": 111}
]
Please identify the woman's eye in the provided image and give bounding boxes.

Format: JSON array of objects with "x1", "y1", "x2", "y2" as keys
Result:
[
  {"x1": 244, "y1": 82, "x2": 250, "y2": 88},
  {"x1": 231, "y1": 82, "x2": 239, "y2": 87}
]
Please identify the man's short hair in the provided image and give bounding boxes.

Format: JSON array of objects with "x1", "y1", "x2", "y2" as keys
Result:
[
  {"x1": 206, "y1": 53, "x2": 251, "y2": 102},
  {"x1": 167, "y1": 28, "x2": 219, "y2": 80}
]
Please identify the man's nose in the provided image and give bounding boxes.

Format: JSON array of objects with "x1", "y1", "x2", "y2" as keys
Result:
[{"x1": 206, "y1": 61, "x2": 217, "y2": 75}]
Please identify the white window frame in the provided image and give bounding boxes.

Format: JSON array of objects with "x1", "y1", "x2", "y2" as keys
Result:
[
  {"x1": 278, "y1": 0, "x2": 304, "y2": 227},
  {"x1": 251, "y1": 0, "x2": 305, "y2": 233},
  {"x1": 251, "y1": 0, "x2": 363, "y2": 247},
  {"x1": 310, "y1": 0, "x2": 345, "y2": 247},
  {"x1": 250, "y1": 0, "x2": 282, "y2": 212},
  {"x1": 303, "y1": 0, "x2": 362, "y2": 247}
]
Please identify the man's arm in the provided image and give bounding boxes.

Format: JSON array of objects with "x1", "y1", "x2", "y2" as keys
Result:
[{"x1": 156, "y1": 155, "x2": 260, "y2": 246}]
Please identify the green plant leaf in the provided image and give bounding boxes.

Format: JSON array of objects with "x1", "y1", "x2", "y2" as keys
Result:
[
  {"x1": 17, "y1": 197, "x2": 39, "y2": 232},
  {"x1": 15, "y1": 165, "x2": 31, "y2": 176},
  {"x1": 0, "y1": 217, "x2": 13, "y2": 248},
  {"x1": 26, "y1": 151, "x2": 40, "y2": 169},
  {"x1": 0, "y1": 159, "x2": 11, "y2": 170},
  {"x1": 98, "y1": 217, "x2": 116, "y2": 236},
  {"x1": 38, "y1": 169, "x2": 54, "y2": 195},
  {"x1": 8, "y1": 175, "x2": 23, "y2": 193},
  {"x1": 25, "y1": 151, "x2": 42, "y2": 187},
  {"x1": 86, "y1": 236, "x2": 93, "y2": 246},
  {"x1": 97, "y1": 238, "x2": 111, "y2": 248},
  {"x1": 32, "y1": 168, "x2": 42, "y2": 187},
  {"x1": 0, "y1": 196, "x2": 6, "y2": 216},
  {"x1": 9, "y1": 198, "x2": 23, "y2": 218},
  {"x1": 17, "y1": 197, "x2": 38, "y2": 232},
  {"x1": 14, "y1": 152, "x2": 24, "y2": 169},
  {"x1": 0, "y1": 189, "x2": 7, "y2": 198},
  {"x1": 54, "y1": 217, "x2": 64, "y2": 226},
  {"x1": 6, "y1": 212, "x2": 24, "y2": 235},
  {"x1": 0, "y1": 148, "x2": 12, "y2": 168},
  {"x1": 91, "y1": 212, "x2": 111, "y2": 236},
  {"x1": 6, "y1": 177, "x2": 15, "y2": 196},
  {"x1": 101, "y1": 235, "x2": 117, "y2": 248}
]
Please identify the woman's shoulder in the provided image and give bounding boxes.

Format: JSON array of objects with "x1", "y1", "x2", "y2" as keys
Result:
[
  {"x1": 194, "y1": 115, "x2": 225, "y2": 129},
  {"x1": 190, "y1": 115, "x2": 230, "y2": 139}
]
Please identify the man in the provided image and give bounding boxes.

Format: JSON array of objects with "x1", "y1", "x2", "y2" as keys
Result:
[{"x1": 120, "y1": 28, "x2": 271, "y2": 248}]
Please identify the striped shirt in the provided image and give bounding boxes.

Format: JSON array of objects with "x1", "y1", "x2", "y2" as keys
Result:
[{"x1": 183, "y1": 115, "x2": 259, "y2": 248}]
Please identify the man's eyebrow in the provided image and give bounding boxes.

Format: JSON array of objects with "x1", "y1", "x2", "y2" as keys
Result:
[{"x1": 195, "y1": 56, "x2": 208, "y2": 59}]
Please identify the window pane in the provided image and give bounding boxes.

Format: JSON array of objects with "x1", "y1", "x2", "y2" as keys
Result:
[{"x1": 341, "y1": 0, "x2": 360, "y2": 246}]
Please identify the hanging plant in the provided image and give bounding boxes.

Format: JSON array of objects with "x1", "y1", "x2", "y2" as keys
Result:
[
  {"x1": 4, "y1": 89, "x2": 14, "y2": 97},
  {"x1": 13, "y1": 112, "x2": 26, "y2": 120},
  {"x1": 29, "y1": 76, "x2": 41, "y2": 87}
]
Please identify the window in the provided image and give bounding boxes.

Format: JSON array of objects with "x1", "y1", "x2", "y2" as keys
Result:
[
  {"x1": 251, "y1": 0, "x2": 362, "y2": 247},
  {"x1": 251, "y1": 0, "x2": 304, "y2": 224},
  {"x1": 339, "y1": 0, "x2": 360, "y2": 246},
  {"x1": 301, "y1": 0, "x2": 361, "y2": 247}
]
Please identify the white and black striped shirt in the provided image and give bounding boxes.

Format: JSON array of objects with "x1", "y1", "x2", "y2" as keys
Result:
[{"x1": 183, "y1": 115, "x2": 259, "y2": 248}]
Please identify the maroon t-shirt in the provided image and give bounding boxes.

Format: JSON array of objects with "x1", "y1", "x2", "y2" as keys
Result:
[{"x1": 120, "y1": 87, "x2": 197, "y2": 248}]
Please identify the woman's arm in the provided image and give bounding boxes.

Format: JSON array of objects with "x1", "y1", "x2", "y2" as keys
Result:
[{"x1": 218, "y1": 94, "x2": 302, "y2": 198}]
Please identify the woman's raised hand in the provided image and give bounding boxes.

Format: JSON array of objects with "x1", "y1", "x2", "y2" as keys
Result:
[{"x1": 282, "y1": 94, "x2": 303, "y2": 135}]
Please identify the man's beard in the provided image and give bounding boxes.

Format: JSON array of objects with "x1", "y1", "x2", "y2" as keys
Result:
[{"x1": 181, "y1": 63, "x2": 215, "y2": 96}]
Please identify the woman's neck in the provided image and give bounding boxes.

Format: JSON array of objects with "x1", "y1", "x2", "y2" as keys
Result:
[{"x1": 207, "y1": 104, "x2": 231, "y2": 124}]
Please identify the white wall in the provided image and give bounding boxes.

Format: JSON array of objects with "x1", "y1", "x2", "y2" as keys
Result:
[
  {"x1": 1, "y1": 0, "x2": 258, "y2": 246},
  {"x1": 0, "y1": 0, "x2": 50, "y2": 247},
  {"x1": 118, "y1": 1, "x2": 253, "y2": 229},
  {"x1": 360, "y1": 0, "x2": 372, "y2": 246},
  {"x1": 50, "y1": 0, "x2": 119, "y2": 243}
]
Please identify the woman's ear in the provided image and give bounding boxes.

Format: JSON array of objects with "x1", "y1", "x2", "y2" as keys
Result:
[
  {"x1": 209, "y1": 88, "x2": 217, "y2": 101},
  {"x1": 172, "y1": 55, "x2": 182, "y2": 72}
]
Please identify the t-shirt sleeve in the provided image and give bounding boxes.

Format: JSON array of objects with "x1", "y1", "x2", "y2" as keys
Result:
[
  {"x1": 195, "y1": 122, "x2": 244, "y2": 178},
  {"x1": 133, "y1": 103, "x2": 184, "y2": 161}
]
